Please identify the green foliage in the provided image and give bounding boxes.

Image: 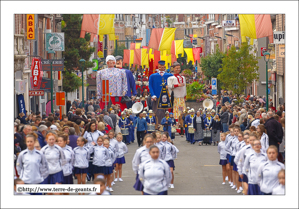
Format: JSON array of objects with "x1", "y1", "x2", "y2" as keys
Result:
[
  {"x1": 61, "y1": 14, "x2": 95, "y2": 93},
  {"x1": 62, "y1": 70, "x2": 82, "y2": 93},
  {"x1": 181, "y1": 69, "x2": 193, "y2": 77},
  {"x1": 165, "y1": 15, "x2": 173, "y2": 28},
  {"x1": 177, "y1": 52, "x2": 194, "y2": 71},
  {"x1": 113, "y1": 43, "x2": 126, "y2": 57},
  {"x1": 218, "y1": 41, "x2": 259, "y2": 95},
  {"x1": 186, "y1": 82, "x2": 205, "y2": 101}
]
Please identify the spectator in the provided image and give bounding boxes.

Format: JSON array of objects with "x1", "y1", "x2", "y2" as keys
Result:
[
  {"x1": 14, "y1": 124, "x2": 32, "y2": 151},
  {"x1": 264, "y1": 111, "x2": 283, "y2": 151},
  {"x1": 88, "y1": 101, "x2": 94, "y2": 113},
  {"x1": 220, "y1": 106, "x2": 229, "y2": 132},
  {"x1": 103, "y1": 111, "x2": 114, "y2": 129},
  {"x1": 269, "y1": 102, "x2": 277, "y2": 113},
  {"x1": 238, "y1": 109, "x2": 247, "y2": 126},
  {"x1": 37, "y1": 125, "x2": 48, "y2": 148},
  {"x1": 68, "y1": 127, "x2": 78, "y2": 149},
  {"x1": 71, "y1": 109, "x2": 89, "y2": 124},
  {"x1": 109, "y1": 110, "x2": 117, "y2": 130}
]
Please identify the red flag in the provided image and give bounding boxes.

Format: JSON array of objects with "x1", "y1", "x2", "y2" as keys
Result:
[
  {"x1": 134, "y1": 49, "x2": 141, "y2": 66},
  {"x1": 193, "y1": 47, "x2": 201, "y2": 62},
  {"x1": 130, "y1": 43, "x2": 135, "y2": 50},
  {"x1": 171, "y1": 53, "x2": 177, "y2": 64},
  {"x1": 148, "y1": 28, "x2": 164, "y2": 51},
  {"x1": 171, "y1": 40, "x2": 175, "y2": 56},
  {"x1": 123, "y1": 49, "x2": 130, "y2": 65},
  {"x1": 149, "y1": 59, "x2": 154, "y2": 76},
  {"x1": 80, "y1": 14, "x2": 98, "y2": 42},
  {"x1": 154, "y1": 50, "x2": 160, "y2": 70}
]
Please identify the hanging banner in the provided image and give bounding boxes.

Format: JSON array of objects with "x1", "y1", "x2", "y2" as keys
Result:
[
  {"x1": 31, "y1": 58, "x2": 41, "y2": 87},
  {"x1": 92, "y1": 59, "x2": 98, "y2": 71},
  {"x1": 157, "y1": 80, "x2": 172, "y2": 109},
  {"x1": 27, "y1": 14, "x2": 35, "y2": 40},
  {"x1": 17, "y1": 94, "x2": 26, "y2": 114},
  {"x1": 268, "y1": 44, "x2": 275, "y2": 60},
  {"x1": 98, "y1": 39, "x2": 104, "y2": 58}
]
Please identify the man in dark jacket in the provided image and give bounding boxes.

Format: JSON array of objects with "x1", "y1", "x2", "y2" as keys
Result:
[
  {"x1": 71, "y1": 109, "x2": 89, "y2": 124},
  {"x1": 220, "y1": 106, "x2": 229, "y2": 132},
  {"x1": 109, "y1": 110, "x2": 117, "y2": 131},
  {"x1": 264, "y1": 112, "x2": 283, "y2": 150},
  {"x1": 14, "y1": 124, "x2": 32, "y2": 151},
  {"x1": 37, "y1": 125, "x2": 47, "y2": 148}
]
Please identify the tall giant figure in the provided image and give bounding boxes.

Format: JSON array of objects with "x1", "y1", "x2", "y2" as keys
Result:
[
  {"x1": 97, "y1": 55, "x2": 128, "y2": 111},
  {"x1": 148, "y1": 60, "x2": 173, "y2": 123},
  {"x1": 167, "y1": 61, "x2": 186, "y2": 120}
]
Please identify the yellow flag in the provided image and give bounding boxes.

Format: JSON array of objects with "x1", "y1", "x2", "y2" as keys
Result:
[
  {"x1": 175, "y1": 40, "x2": 184, "y2": 58},
  {"x1": 239, "y1": 14, "x2": 256, "y2": 44},
  {"x1": 98, "y1": 14, "x2": 115, "y2": 38},
  {"x1": 130, "y1": 50, "x2": 134, "y2": 65},
  {"x1": 159, "y1": 28, "x2": 176, "y2": 54},
  {"x1": 160, "y1": 50, "x2": 168, "y2": 66},
  {"x1": 135, "y1": 43, "x2": 141, "y2": 49},
  {"x1": 149, "y1": 48, "x2": 154, "y2": 61},
  {"x1": 141, "y1": 48, "x2": 149, "y2": 68},
  {"x1": 184, "y1": 48, "x2": 194, "y2": 65}
]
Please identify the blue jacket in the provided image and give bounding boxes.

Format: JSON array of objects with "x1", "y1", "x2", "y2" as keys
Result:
[
  {"x1": 146, "y1": 116, "x2": 156, "y2": 124},
  {"x1": 149, "y1": 72, "x2": 173, "y2": 98},
  {"x1": 133, "y1": 117, "x2": 147, "y2": 131},
  {"x1": 37, "y1": 131, "x2": 47, "y2": 148},
  {"x1": 124, "y1": 69, "x2": 137, "y2": 97},
  {"x1": 204, "y1": 116, "x2": 213, "y2": 128},
  {"x1": 161, "y1": 117, "x2": 176, "y2": 134},
  {"x1": 119, "y1": 117, "x2": 130, "y2": 128},
  {"x1": 192, "y1": 116, "x2": 205, "y2": 131}
]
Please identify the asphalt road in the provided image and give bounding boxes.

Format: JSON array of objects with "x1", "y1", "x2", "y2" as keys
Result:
[{"x1": 82, "y1": 134, "x2": 243, "y2": 195}]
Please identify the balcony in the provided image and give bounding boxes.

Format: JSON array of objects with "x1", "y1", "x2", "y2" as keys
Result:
[{"x1": 14, "y1": 34, "x2": 27, "y2": 72}]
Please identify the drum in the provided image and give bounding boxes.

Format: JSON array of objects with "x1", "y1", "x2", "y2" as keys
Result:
[
  {"x1": 147, "y1": 124, "x2": 155, "y2": 132},
  {"x1": 171, "y1": 126, "x2": 177, "y2": 133},
  {"x1": 121, "y1": 128, "x2": 129, "y2": 135},
  {"x1": 188, "y1": 126, "x2": 195, "y2": 134}
]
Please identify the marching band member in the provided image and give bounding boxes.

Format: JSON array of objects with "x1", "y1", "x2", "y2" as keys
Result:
[
  {"x1": 138, "y1": 145, "x2": 172, "y2": 195},
  {"x1": 185, "y1": 109, "x2": 196, "y2": 144},
  {"x1": 272, "y1": 169, "x2": 285, "y2": 195},
  {"x1": 161, "y1": 111, "x2": 173, "y2": 138},
  {"x1": 183, "y1": 110, "x2": 189, "y2": 142},
  {"x1": 257, "y1": 124, "x2": 269, "y2": 153},
  {"x1": 152, "y1": 132, "x2": 166, "y2": 160},
  {"x1": 119, "y1": 112, "x2": 130, "y2": 145},
  {"x1": 132, "y1": 134, "x2": 154, "y2": 194},
  {"x1": 194, "y1": 110, "x2": 205, "y2": 146},
  {"x1": 204, "y1": 112, "x2": 213, "y2": 129},
  {"x1": 218, "y1": 133, "x2": 228, "y2": 185},
  {"x1": 146, "y1": 110, "x2": 156, "y2": 134},
  {"x1": 103, "y1": 140, "x2": 115, "y2": 191},
  {"x1": 169, "y1": 113, "x2": 177, "y2": 141},
  {"x1": 127, "y1": 109, "x2": 135, "y2": 144},
  {"x1": 167, "y1": 61, "x2": 187, "y2": 120}
]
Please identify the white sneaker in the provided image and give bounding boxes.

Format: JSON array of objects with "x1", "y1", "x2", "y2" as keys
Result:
[
  {"x1": 106, "y1": 186, "x2": 109, "y2": 190},
  {"x1": 111, "y1": 181, "x2": 115, "y2": 186},
  {"x1": 239, "y1": 187, "x2": 243, "y2": 191},
  {"x1": 231, "y1": 185, "x2": 236, "y2": 189},
  {"x1": 114, "y1": 178, "x2": 118, "y2": 182},
  {"x1": 235, "y1": 187, "x2": 238, "y2": 191},
  {"x1": 118, "y1": 178, "x2": 123, "y2": 182},
  {"x1": 229, "y1": 182, "x2": 233, "y2": 186},
  {"x1": 225, "y1": 176, "x2": 228, "y2": 181},
  {"x1": 222, "y1": 182, "x2": 225, "y2": 185},
  {"x1": 237, "y1": 189, "x2": 242, "y2": 193},
  {"x1": 170, "y1": 184, "x2": 174, "y2": 189},
  {"x1": 109, "y1": 187, "x2": 113, "y2": 192}
]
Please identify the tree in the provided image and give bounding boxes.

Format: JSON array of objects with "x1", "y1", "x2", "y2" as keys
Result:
[
  {"x1": 112, "y1": 43, "x2": 126, "y2": 57},
  {"x1": 61, "y1": 14, "x2": 95, "y2": 94},
  {"x1": 177, "y1": 52, "x2": 194, "y2": 71},
  {"x1": 218, "y1": 41, "x2": 259, "y2": 95},
  {"x1": 200, "y1": 45, "x2": 224, "y2": 92}
]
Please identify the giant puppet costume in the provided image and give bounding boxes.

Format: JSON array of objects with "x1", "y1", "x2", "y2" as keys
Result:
[
  {"x1": 97, "y1": 55, "x2": 128, "y2": 111},
  {"x1": 148, "y1": 60, "x2": 173, "y2": 123},
  {"x1": 167, "y1": 61, "x2": 187, "y2": 120}
]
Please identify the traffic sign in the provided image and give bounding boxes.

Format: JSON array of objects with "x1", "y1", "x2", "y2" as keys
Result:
[
  {"x1": 29, "y1": 90, "x2": 44, "y2": 96},
  {"x1": 268, "y1": 88, "x2": 270, "y2": 94},
  {"x1": 56, "y1": 91, "x2": 66, "y2": 106},
  {"x1": 41, "y1": 59, "x2": 64, "y2": 71},
  {"x1": 261, "y1": 47, "x2": 266, "y2": 56},
  {"x1": 211, "y1": 78, "x2": 217, "y2": 95}
]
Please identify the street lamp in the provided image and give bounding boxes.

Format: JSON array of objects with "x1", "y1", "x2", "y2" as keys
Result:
[
  {"x1": 79, "y1": 58, "x2": 86, "y2": 107},
  {"x1": 262, "y1": 51, "x2": 270, "y2": 111},
  {"x1": 48, "y1": 51, "x2": 55, "y2": 114}
]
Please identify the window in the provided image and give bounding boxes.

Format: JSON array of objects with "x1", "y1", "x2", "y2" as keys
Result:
[
  {"x1": 184, "y1": 28, "x2": 193, "y2": 36},
  {"x1": 209, "y1": 14, "x2": 215, "y2": 21}
]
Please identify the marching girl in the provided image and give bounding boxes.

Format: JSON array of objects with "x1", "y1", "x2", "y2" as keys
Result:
[
  {"x1": 161, "y1": 132, "x2": 179, "y2": 189},
  {"x1": 257, "y1": 145, "x2": 285, "y2": 195},
  {"x1": 114, "y1": 133, "x2": 128, "y2": 182},
  {"x1": 57, "y1": 134, "x2": 74, "y2": 187},
  {"x1": 108, "y1": 130, "x2": 120, "y2": 185},
  {"x1": 73, "y1": 137, "x2": 90, "y2": 193},
  {"x1": 89, "y1": 178, "x2": 111, "y2": 195},
  {"x1": 257, "y1": 124, "x2": 269, "y2": 153},
  {"x1": 132, "y1": 134, "x2": 154, "y2": 194},
  {"x1": 89, "y1": 136, "x2": 109, "y2": 185},
  {"x1": 138, "y1": 145, "x2": 172, "y2": 195},
  {"x1": 119, "y1": 112, "x2": 130, "y2": 145},
  {"x1": 152, "y1": 131, "x2": 166, "y2": 160},
  {"x1": 244, "y1": 136, "x2": 268, "y2": 195},
  {"x1": 234, "y1": 131, "x2": 246, "y2": 193},
  {"x1": 40, "y1": 133, "x2": 66, "y2": 187},
  {"x1": 225, "y1": 124, "x2": 236, "y2": 188},
  {"x1": 103, "y1": 140, "x2": 115, "y2": 191},
  {"x1": 16, "y1": 134, "x2": 49, "y2": 194},
  {"x1": 146, "y1": 110, "x2": 156, "y2": 134},
  {"x1": 218, "y1": 132, "x2": 228, "y2": 185},
  {"x1": 272, "y1": 169, "x2": 285, "y2": 195}
]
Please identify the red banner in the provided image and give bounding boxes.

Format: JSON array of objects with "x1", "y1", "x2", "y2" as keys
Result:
[
  {"x1": 154, "y1": 50, "x2": 160, "y2": 70},
  {"x1": 31, "y1": 58, "x2": 41, "y2": 87},
  {"x1": 193, "y1": 47, "x2": 202, "y2": 62},
  {"x1": 98, "y1": 39, "x2": 104, "y2": 58}
]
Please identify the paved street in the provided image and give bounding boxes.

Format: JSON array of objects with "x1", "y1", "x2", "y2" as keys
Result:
[{"x1": 82, "y1": 134, "x2": 242, "y2": 195}]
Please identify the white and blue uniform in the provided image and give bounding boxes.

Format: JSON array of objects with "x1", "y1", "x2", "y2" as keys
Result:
[
  {"x1": 244, "y1": 151, "x2": 268, "y2": 195},
  {"x1": 155, "y1": 142, "x2": 166, "y2": 160},
  {"x1": 61, "y1": 146, "x2": 74, "y2": 184},
  {"x1": 73, "y1": 146, "x2": 90, "y2": 174},
  {"x1": 83, "y1": 130, "x2": 104, "y2": 148},
  {"x1": 217, "y1": 141, "x2": 228, "y2": 165},
  {"x1": 119, "y1": 117, "x2": 130, "y2": 144},
  {"x1": 109, "y1": 138, "x2": 120, "y2": 165},
  {"x1": 225, "y1": 136, "x2": 238, "y2": 166},
  {"x1": 116, "y1": 141, "x2": 128, "y2": 164},
  {"x1": 260, "y1": 133, "x2": 269, "y2": 153},
  {"x1": 272, "y1": 184, "x2": 285, "y2": 195},
  {"x1": 257, "y1": 159, "x2": 285, "y2": 194},
  {"x1": 132, "y1": 146, "x2": 151, "y2": 191},
  {"x1": 16, "y1": 148, "x2": 49, "y2": 184},
  {"x1": 104, "y1": 147, "x2": 115, "y2": 175},
  {"x1": 161, "y1": 141, "x2": 178, "y2": 169},
  {"x1": 89, "y1": 145, "x2": 109, "y2": 174},
  {"x1": 138, "y1": 158, "x2": 172, "y2": 195}
]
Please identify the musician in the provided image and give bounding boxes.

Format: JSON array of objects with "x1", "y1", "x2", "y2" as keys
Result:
[
  {"x1": 161, "y1": 111, "x2": 174, "y2": 137},
  {"x1": 194, "y1": 110, "x2": 205, "y2": 146},
  {"x1": 185, "y1": 109, "x2": 196, "y2": 144},
  {"x1": 183, "y1": 110, "x2": 190, "y2": 142},
  {"x1": 167, "y1": 61, "x2": 187, "y2": 120},
  {"x1": 127, "y1": 109, "x2": 135, "y2": 144},
  {"x1": 204, "y1": 112, "x2": 213, "y2": 129},
  {"x1": 149, "y1": 60, "x2": 173, "y2": 122},
  {"x1": 142, "y1": 111, "x2": 147, "y2": 120},
  {"x1": 115, "y1": 56, "x2": 137, "y2": 109},
  {"x1": 97, "y1": 55, "x2": 128, "y2": 111},
  {"x1": 146, "y1": 110, "x2": 156, "y2": 134},
  {"x1": 119, "y1": 112, "x2": 130, "y2": 145},
  {"x1": 169, "y1": 113, "x2": 177, "y2": 140},
  {"x1": 211, "y1": 109, "x2": 216, "y2": 118}
]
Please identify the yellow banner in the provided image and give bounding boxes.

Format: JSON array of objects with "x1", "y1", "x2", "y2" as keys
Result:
[
  {"x1": 239, "y1": 14, "x2": 256, "y2": 43},
  {"x1": 141, "y1": 48, "x2": 149, "y2": 68},
  {"x1": 159, "y1": 28, "x2": 176, "y2": 54},
  {"x1": 175, "y1": 40, "x2": 184, "y2": 58},
  {"x1": 27, "y1": 14, "x2": 35, "y2": 40},
  {"x1": 184, "y1": 48, "x2": 194, "y2": 65},
  {"x1": 130, "y1": 50, "x2": 134, "y2": 65},
  {"x1": 98, "y1": 14, "x2": 115, "y2": 40}
]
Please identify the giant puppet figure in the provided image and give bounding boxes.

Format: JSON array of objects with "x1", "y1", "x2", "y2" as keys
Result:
[
  {"x1": 97, "y1": 55, "x2": 128, "y2": 111},
  {"x1": 167, "y1": 61, "x2": 187, "y2": 120},
  {"x1": 115, "y1": 55, "x2": 137, "y2": 109},
  {"x1": 148, "y1": 60, "x2": 173, "y2": 123}
]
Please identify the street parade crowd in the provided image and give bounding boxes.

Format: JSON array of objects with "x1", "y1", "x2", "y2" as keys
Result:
[{"x1": 14, "y1": 55, "x2": 285, "y2": 195}]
